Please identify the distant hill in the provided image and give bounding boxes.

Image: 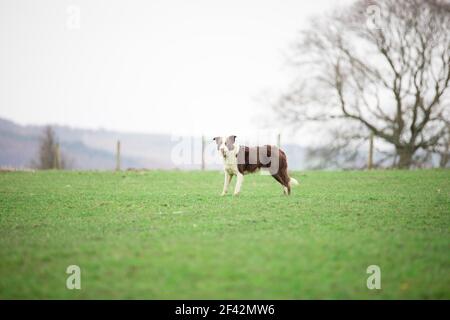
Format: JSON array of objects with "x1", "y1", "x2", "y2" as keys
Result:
[{"x1": 0, "y1": 118, "x2": 307, "y2": 170}]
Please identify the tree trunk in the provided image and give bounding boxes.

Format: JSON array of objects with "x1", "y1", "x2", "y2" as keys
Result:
[
  {"x1": 396, "y1": 147, "x2": 414, "y2": 169},
  {"x1": 440, "y1": 152, "x2": 449, "y2": 168},
  {"x1": 439, "y1": 141, "x2": 449, "y2": 168}
]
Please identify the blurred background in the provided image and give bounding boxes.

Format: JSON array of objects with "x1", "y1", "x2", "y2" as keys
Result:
[{"x1": 0, "y1": 0, "x2": 448, "y2": 170}]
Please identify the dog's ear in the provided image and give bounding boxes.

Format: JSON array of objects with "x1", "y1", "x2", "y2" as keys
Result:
[
  {"x1": 213, "y1": 137, "x2": 222, "y2": 144},
  {"x1": 225, "y1": 135, "x2": 237, "y2": 151}
]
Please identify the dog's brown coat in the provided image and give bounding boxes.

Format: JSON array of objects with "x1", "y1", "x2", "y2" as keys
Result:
[{"x1": 236, "y1": 145, "x2": 293, "y2": 195}]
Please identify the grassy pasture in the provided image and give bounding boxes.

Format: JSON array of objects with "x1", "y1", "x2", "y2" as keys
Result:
[{"x1": 0, "y1": 169, "x2": 449, "y2": 299}]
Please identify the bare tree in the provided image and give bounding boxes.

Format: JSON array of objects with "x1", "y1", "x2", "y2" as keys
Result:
[
  {"x1": 32, "y1": 126, "x2": 70, "y2": 169},
  {"x1": 275, "y1": 0, "x2": 450, "y2": 168}
]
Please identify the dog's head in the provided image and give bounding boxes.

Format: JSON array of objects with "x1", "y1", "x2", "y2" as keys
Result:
[{"x1": 213, "y1": 135, "x2": 237, "y2": 158}]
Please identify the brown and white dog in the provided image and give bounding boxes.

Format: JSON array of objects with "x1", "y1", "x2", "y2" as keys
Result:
[{"x1": 213, "y1": 135, "x2": 298, "y2": 196}]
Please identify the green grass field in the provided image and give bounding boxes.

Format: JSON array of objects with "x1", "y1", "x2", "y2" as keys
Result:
[{"x1": 0, "y1": 169, "x2": 449, "y2": 299}]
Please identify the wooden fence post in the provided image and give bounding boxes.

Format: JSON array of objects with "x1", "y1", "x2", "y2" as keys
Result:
[
  {"x1": 54, "y1": 143, "x2": 61, "y2": 169},
  {"x1": 201, "y1": 135, "x2": 206, "y2": 171},
  {"x1": 368, "y1": 132, "x2": 374, "y2": 170},
  {"x1": 277, "y1": 133, "x2": 281, "y2": 149},
  {"x1": 116, "y1": 140, "x2": 121, "y2": 171}
]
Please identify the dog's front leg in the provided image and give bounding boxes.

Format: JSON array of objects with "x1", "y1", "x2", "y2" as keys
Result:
[
  {"x1": 233, "y1": 173, "x2": 244, "y2": 196},
  {"x1": 221, "y1": 171, "x2": 232, "y2": 196}
]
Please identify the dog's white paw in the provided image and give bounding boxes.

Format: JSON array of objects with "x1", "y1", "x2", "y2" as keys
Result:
[{"x1": 220, "y1": 192, "x2": 227, "y2": 196}]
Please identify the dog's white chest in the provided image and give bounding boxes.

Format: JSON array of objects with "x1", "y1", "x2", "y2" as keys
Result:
[{"x1": 223, "y1": 155, "x2": 239, "y2": 175}]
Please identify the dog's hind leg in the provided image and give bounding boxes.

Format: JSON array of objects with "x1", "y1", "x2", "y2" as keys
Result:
[
  {"x1": 281, "y1": 173, "x2": 291, "y2": 196},
  {"x1": 271, "y1": 173, "x2": 289, "y2": 195},
  {"x1": 279, "y1": 171, "x2": 291, "y2": 195},
  {"x1": 271, "y1": 173, "x2": 284, "y2": 186},
  {"x1": 283, "y1": 183, "x2": 291, "y2": 195}
]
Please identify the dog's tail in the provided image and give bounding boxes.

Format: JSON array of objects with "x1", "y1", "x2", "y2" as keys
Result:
[{"x1": 289, "y1": 177, "x2": 299, "y2": 187}]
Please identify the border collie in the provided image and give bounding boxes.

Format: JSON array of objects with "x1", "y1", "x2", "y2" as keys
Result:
[{"x1": 213, "y1": 135, "x2": 298, "y2": 196}]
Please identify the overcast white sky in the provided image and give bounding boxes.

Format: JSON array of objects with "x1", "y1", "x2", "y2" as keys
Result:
[{"x1": 0, "y1": 0, "x2": 354, "y2": 141}]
